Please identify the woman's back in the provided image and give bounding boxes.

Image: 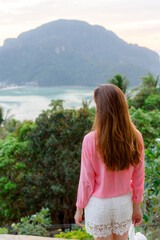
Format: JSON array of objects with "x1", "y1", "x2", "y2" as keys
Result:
[
  {"x1": 75, "y1": 84, "x2": 145, "y2": 240},
  {"x1": 76, "y1": 130, "x2": 144, "y2": 209}
]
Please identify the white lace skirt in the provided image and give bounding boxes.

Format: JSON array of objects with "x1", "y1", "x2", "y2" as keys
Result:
[{"x1": 85, "y1": 192, "x2": 133, "y2": 238}]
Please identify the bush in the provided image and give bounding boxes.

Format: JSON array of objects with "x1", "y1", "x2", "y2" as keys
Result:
[
  {"x1": 0, "y1": 101, "x2": 93, "y2": 225},
  {"x1": 141, "y1": 139, "x2": 160, "y2": 232},
  {"x1": 10, "y1": 208, "x2": 51, "y2": 236},
  {"x1": 54, "y1": 227, "x2": 93, "y2": 239},
  {"x1": 128, "y1": 73, "x2": 160, "y2": 110},
  {"x1": 21, "y1": 102, "x2": 93, "y2": 224},
  {"x1": 143, "y1": 94, "x2": 160, "y2": 111},
  {"x1": 0, "y1": 135, "x2": 30, "y2": 224},
  {"x1": 0, "y1": 228, "x2": 8, "y2": 234},
  {"x1": 129, "y1": 107, "x2": 160, "y2": 146},
  {"x1": 0, "y1": 99, "x2": 159, "y2": 230},
  {"x1": 133, "y1": 139, "x2": 160, "y2": 240}
]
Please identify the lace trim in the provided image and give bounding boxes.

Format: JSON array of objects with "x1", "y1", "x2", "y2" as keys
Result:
[
  {"x1": 113, "y1": 218, "x2": 131, "y2": 236},
  {"x1": 85, "y1": 219, "x2": 131, "y2": 238},
  {"x1": 85, "y1": 222, "x2": 112, "y2": 238}
]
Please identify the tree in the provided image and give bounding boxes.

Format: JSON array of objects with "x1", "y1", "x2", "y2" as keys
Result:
[
  {"x1": 108, "y1": 74, "x2": 129, "y2": 94},
  {"x1": 141, "y1": 72, "x2": 159, "y2": 88},
  {"x1": 0, "y1": 134, "x2": 30, "y2": 224},
  {"x1": 144, "y1": 94, "x2": 160, "y2": 111},
  {"x1": 141, "y1": 139, "x2": 160, "y2": 237},
  {"x1": 22, "y1": 102, "x2": 93, "y2": 224},
  {"x1": 128, "y1": 73, "x2": 160, "y2": 109},
  {"x1": 129, "y1": 107, "x2": 160, "y2": 146},
  {"x1": 0, "y1": 100, "x2": 93, "y2": 225},
  {"x1": 0, "y1": 96, "x2": 159, "y2": 233}
]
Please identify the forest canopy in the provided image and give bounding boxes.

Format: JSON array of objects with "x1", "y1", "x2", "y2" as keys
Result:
[{"x1": 0, "y1": 73, "x2": 159, "y2": 239}]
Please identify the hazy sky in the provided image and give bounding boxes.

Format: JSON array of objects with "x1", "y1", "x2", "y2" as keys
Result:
[{"x1": 0, "y1": 0, "x2": 160, "y2": 54}]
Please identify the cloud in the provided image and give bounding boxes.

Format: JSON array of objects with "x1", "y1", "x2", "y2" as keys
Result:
[
  {"x1": 0, "y1": 0, "x2": 160, "y2": 53},
  {"x1": 0, "y1": 0, "x2": 46, "y2": 12},
  {"x1": 107, "y1": 20, "x2": 160, "y2": 30}
]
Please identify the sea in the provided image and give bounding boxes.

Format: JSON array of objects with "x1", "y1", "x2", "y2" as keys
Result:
[{"x1": 0, "y1": 86, "x2": 95, "y2": 121}]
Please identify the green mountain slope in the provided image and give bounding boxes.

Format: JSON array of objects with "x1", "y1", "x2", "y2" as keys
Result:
[{"x1": 0, "y1": 19, "x2": 159, "y2": 87}]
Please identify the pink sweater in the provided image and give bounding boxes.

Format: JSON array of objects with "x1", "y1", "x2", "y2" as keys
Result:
[{"x1": 76, "y1": 131, "x2": 145, "y2": 209}]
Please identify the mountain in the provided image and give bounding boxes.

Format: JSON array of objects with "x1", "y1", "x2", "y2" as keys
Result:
[{"x1": 0, "y1": 19, "x2": 159, "y2": 87}]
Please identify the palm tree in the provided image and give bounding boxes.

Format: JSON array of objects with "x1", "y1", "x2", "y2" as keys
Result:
[
  {"x1": 0, "y1": 106, "x2": 20, "y2": 138},
  {"x1": 108, "y1": 74, "x2": 129, "y2": 94},
  {"x1": 4, "y1": 118, "x2": 20, "y2": 133},
  {"x1": 128, "y1": 73, "x2": 160, "y2": 109},
  {"x1": 141, "y1": 72, "x2": 159, "y2": 88}
]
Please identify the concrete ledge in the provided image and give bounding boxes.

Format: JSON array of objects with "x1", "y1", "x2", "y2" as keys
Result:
[{"x1": 0, "y1": 235, "x2": 75, "y2": 240}]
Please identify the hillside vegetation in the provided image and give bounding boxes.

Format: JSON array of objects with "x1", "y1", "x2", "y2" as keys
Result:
[
  {"x1": 0, "y1": 74, "x2": 159, "y2": 239},
  {"x1": 0, "y1": 20, "x2": 160, "y2": 88}
]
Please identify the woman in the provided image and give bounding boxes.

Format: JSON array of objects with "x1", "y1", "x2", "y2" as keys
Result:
[{"x1": 74, "y1": 84, "x2": 145, "y2": 240}]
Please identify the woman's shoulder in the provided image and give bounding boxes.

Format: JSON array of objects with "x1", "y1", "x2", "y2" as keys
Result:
[
  {"x1": 82, "y1": 131, "x2": 96, "y2": 149},
  {"x1": 136, "y1": 129, "x2": 142, "y2": 136},
  {"x1": 82, "y1": 131, "x2": 96, "y2": 157},
  {"x1": 83, "y1": 131, "x2": 96, "y2": 142},
  {"x1": 135, "y1": 129, "x2": 143, "y2": 142}
]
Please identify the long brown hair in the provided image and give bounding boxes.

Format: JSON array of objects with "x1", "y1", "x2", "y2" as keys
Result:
[{"x1": 92, "y1": 84, "x2": 142, "y2": 171}]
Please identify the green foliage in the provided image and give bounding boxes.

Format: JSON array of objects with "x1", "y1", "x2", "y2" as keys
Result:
[
  {"x1": 49, "y1": 99, "x2": 64, "y2": 111},
  {"x1": 128, "y1": 88, "x2": 151, "y2": 109},
  {"x1": 128, "y1": 73, "x2": 160, "y2": 109},
  {"x1": 0, "y1": 228, "x2": 9, "y2": 234},
  {"x1": 135, "y1": 139, "x2": 160, "y2": 239},
  {"x1": 144, "y1": 94, "x2": 160, "y2": 111},
  {"x1": 0, "y1": 105, "x2": 22, "y2": 139},
  {"x1": 0, "y1": 135, "x2": 31, "y2": 224},
  {"x1": 15, "y1": 121, "x2": 36, "y2": 141},
  {"x1": 0, "y1": 100, "x2": 93, "y2": 225},
  {"x1": 141, "y1": 72, "x2": 159, "y2": 88},
  {"x1": 142, "y1": 139, "x2": 160, "y2": 229},
  {"x1": 108, "y1": 74, "x2": 129, "y2": 94},
  {"x1": 0, "y1": 80, "x2": 159, "y2": 237},
  {"x1": 11, "y1": 208, "x2": 51, "y2": 236},
  {"x1": 54, "y1": 227, "x2": 93, "y2": 239},
  {"x1": 3, "y1": 118, "x2": 21, "y2": 134},
  {"x1": 129, "y1": 107, "x2": 160, "y2": 146},
  {"x1": 20, "y1": 101, "x2": 93, "y2": 224}
]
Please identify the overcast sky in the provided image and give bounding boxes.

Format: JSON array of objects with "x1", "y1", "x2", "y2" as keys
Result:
[{"x1": 0, "y1": 0, "x2": 160, "y2": 54}]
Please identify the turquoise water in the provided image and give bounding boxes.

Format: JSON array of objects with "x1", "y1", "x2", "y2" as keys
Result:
[{"x1": 0, "y1": 86, "x2": 95, "y2": 121}]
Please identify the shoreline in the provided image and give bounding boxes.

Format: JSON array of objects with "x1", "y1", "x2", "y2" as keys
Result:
[
  {"x1": 0, "y1": 85, "x2": 96, "y2": 91},
  {"x1": 0, "y1": 86, "x2": 26, "y2": 90}
]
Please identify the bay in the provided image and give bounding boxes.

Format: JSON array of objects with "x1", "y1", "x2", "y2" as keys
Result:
[{"x1": 0, "y1": 86, "x2": 95, "y2": 121}]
